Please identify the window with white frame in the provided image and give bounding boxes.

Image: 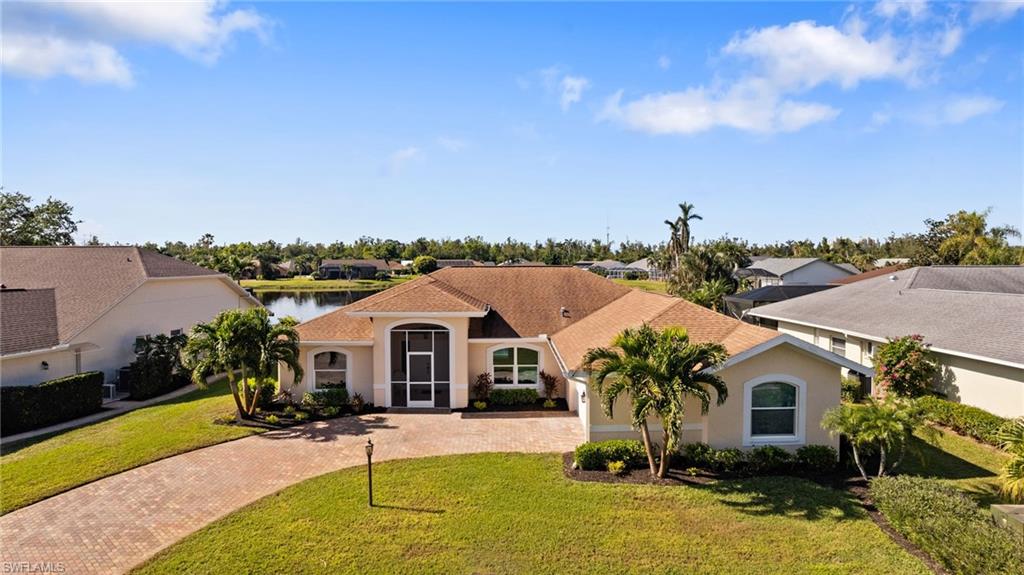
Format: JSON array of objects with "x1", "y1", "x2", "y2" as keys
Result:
[
  {"x1": 313, "y1": 351, "x2": 347, "y2": 390},
  {"x1": 749, "y1": 382, "x2": 798, "y2": 437},
  {"x1": 491, "y1": 346, "x2": 540, "y2": 385},
  {"x1": 830, "y1": 337, "x2": 846, "y2": 356}
]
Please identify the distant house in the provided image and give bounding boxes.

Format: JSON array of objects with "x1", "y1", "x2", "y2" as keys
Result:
[
  {"x1": 748, "y1": 266, "x2": 1024, "y2": 418},
  {"x1": 498, "y1": 259, "x2": 546, "y2": 266},
  {"x1": 875, "y1": 257, "x2": 910, "y2": 268},
  {"x1": 737, "y1": 258, "x2": 857, "y2": 288},
  {"x1": 0, "y1": 247, "x2": 260, "y2": 389},
  {"x1": 724, "y1": 285, "x2": 836, "y2": 322},
  {"x1": 436, "y1": 259, "x2": 490, "y2": 268},
  {"x1": 829, "y1": 264, "x2": 908, "y2": 285},
  {"x1": 318, "y1": 259, "x2": 399, "y2": 279},
  {"x1": 622, "y1": 257, "x2": 666, "y2": 280}
]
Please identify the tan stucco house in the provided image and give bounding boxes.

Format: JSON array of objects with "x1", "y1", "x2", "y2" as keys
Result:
[
  {"x1": 281, "y1": 267, "x2": 867, "y2": 449},
  {"x1": 0, "y1": 247, "x2": 260, "y2": 390},
  {"x1": 748, "y1": 266, "x2": 1024, "y2": 418}
]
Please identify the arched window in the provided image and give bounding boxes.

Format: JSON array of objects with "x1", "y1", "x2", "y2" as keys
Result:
[
  {"x1": 743, "y1": 375, "x2": 806, "y2": 445},
  {"x1": 313, "y1": 351, "x2": 348, "y2": 390},
  {"x1": 490, "y1": 346, "x2": 540, "y2": 386}
]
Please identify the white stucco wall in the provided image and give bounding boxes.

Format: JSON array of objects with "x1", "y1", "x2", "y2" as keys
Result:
[{"x1": 0, "y1": 277, "x2": 255, "y2": 387}]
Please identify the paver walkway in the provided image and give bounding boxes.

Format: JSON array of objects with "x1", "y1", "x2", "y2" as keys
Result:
[{"x1": 0, "y1": 412, "x2": 583, "y2": 574}]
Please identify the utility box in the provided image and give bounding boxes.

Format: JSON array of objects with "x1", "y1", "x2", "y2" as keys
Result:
[{"x1": 991, "y1": 505, "x2": 1024, "y2": 542}]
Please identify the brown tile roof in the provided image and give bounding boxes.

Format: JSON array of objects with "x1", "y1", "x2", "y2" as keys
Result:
[
  {"x1": 294, "y1": 304, "x2": 374, "y2": 341},
  {"x1": 320, "y1": 259, "x2": 397, "y2": 272},
  {"x1": 345, "y1": 275, "x2": 490, "y2": 315},
  {"x1": 0, "y1": 247, "x2": 230, "y2": 352},
  {"x1": 551, "y1": 289, "x2": 779, "y2": 370},
  {"x1": 830, "y1": 264, "x2": 908, "y2": 285},
  {"x1": 0, "y1": 288, "x2": 60, "y2": 354}
]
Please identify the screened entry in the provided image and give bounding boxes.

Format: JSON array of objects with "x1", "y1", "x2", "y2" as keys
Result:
[{"x1": 389, "y1": 323, "x2": 450, "y2": 408}]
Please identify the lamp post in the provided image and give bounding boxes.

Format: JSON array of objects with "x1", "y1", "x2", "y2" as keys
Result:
[{"x1": 365, "y1": 438, "x2": 374, "y2": 507}]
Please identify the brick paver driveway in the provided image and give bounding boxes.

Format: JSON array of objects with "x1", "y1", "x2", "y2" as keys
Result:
[{"x1": 0, "y1": 412, "x2": 582, "y2": 574}]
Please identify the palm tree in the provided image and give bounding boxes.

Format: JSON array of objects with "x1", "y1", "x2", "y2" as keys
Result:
[
  {"x1": 997, "y1": 418, "x2": 1024, "y2": 502},
  {"x1": 822, "y1": 398, "x2": 932, "y2": 481},
  {"x1": 684, "y1": 277, "x2": 732, "y2": 312},
  {"x1": 937, "y1": 209, "x2": 1021, "y2": 264},
  {"x1": 664, "y1": 219, "x2": 682, "y2": 271},
  {"x1": 663, "y1": 202, "x2": 702, "y2": 271},
  {"x1": 583, "y1": 324, "x2": 729, "y2": 478},
  {"x1": 181, "y1": 308, "x2": 303, "y2": 420}
]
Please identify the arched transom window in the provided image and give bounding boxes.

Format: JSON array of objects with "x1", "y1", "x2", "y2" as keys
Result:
[
  {"x1": 313, "y1": 351, "x2": 348, "y2": 390},
  {"x1": 491, "y1": 346, "x2": 540, "y2": 386},
  {"x1": 750, "y1": 382, "x2": 797, "y2": 437}
]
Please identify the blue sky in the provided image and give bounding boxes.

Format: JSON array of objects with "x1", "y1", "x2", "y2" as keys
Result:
[{"x1": 3, "y1": 1, "x2": 1022, "y2": 247}]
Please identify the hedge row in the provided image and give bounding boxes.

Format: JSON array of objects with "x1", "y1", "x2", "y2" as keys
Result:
[
  {"x1": 918, "y1": 395, "x2": 1008, "y2": 447},
  {"x1": 490, "y1": 388, "x2": 539, "y2": 406},
  {"x1": 574, "y1": 440, "x2": 648, "y2": 470},
  {"x1": 574, "y1": 440, "x2": 838, "y2": 475},
  {"x1": 1, "y1": 371, "x2": 104, "y2": 436},
  {"x1": 871, "y1": 475, "x2": 1024, "y2": 575},
  {"x1": 128, "y1": 366, "x2": 190, "y2": 401}
]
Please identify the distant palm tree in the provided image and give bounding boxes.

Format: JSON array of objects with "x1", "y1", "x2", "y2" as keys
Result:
[
  {"x1": 583, "y1": 324, "x2": 729, "y2": 478},
  {"x1": 181, "y1": 308, "x2": 303, "y2": 420},
  {"x1": 664, "y1": 202, "x2": 702, "y2": 271},
  {"x1": 684, "y1": 277, "x2": 732, "y2": 312},
  {"x1": 938, "y1": 209, "x2": 1021, "y2": 265}
]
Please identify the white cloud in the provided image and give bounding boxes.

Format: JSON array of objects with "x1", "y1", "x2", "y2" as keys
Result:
[
  {"x1": 1, "y1": 1, "x2": 268, "y2": 86},
  {"x1": 437, "y1": 136, "x2": 468, "y2": 152},
  {"x1": 2, "y1": 33, "x2": 132, "y2": 86},
  {"x1": 874, "y1": 0, "x2": 930, "y2": 21},
  {"x1": 938, "y1": 25, "x2": 964, "y2": 56},
  {"x1": 939, "y1": 95, "x2": 1004, "y2": 124},
  {"x1": 387, "y1": 147, "x2": 422, "y2": 174},
  {"x1": 969, "y1": 1, "x2": 1024, "y2": 24},
  {"x1": 559, "y1": 75, "x2": 590, "y2": 111},
  {"x1": 867, "y1": 108, "x2": 893, "y2": 131},
  {"x1": 657, "y1": 55, "x2": 672, "y2": 70}
]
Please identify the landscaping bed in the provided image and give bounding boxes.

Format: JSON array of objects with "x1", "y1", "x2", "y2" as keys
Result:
[{"x1": 456, "y1": 397, "x2": 568, "y2": 413}]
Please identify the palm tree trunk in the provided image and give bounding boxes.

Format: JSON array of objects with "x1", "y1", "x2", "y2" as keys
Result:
[
  {"x1": 638, "y1": 424, "x2": 658, "y2": 476},
  {"x1": 851, "y1": 444, "x2": 869, "y2": 481},
  {"x1": 877, "y1": 444, "x2": 888, "y2": 477},
  {"x1": 224, "y1": 371, "x2": 246, "y2": 421},
  {"x1": 657, "y1": 428, "x2": 672, "y2": 478}
]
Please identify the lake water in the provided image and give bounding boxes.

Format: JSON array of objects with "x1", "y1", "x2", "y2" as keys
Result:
[{"x1": 256, "y1": 290, "x2": 383, "y2": 323}]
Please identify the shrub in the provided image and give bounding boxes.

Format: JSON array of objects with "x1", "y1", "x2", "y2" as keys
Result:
[
  {"x1": 283, "y1": 405, "x2": 296, "y2": 416},
  {"x1": 0, "y1": 371, "x2": 105, "y2": 436},
  {"x1": 680, "y1": 442, "x2": 714, "y2": 467},
  {"x1": 543, "y1": 399, "x2": 556, "y2": 409},
  {"x1": 294, "y1": 411, "x2": 310, "y2": 422},
  {"x1": 129, "y1": 333, "x2": 188, "y2": 400},
  {"x1": 490, "y1": 388, "x2": 538, "y2": 406},
  {"x1": 540, "y1": 370, "x2": 560, "y2": 401},
  {"x1": 871, "y1": 476, "x2": 1024, "y2": 575},
  {"x1": 471, "y1": 372, "x2": 493, "y2": 402},
  {"x1": 606, "y1": 460, "x2": 628, "y2": 476},
  {"x1": 244, "y1": 378, "x2": 277, "y2": 409},
  {"x1": 303, "y1": 387, "x2": 350, "y2": 408},
  {"x1": 412, "y1": 255, "x2": 438, "y2": 274},
  {"x1": 473, "y1": 401, "x2": 487, "y2": 410},
  {"x1": 874, "y1": 335, "x2": 939, "y2": 398},
  {"x1": 918, "y1": 395, "x2": 1008, "y2": 447},
  {"x1": 321, "y1": 406, "x2": 340, "y2": 418},
  {"x1": 795, "y1": 444, "x2": 838, "y2": 473},
  {"x1": 574, "y1": 440, "x2": 647, "y2": 470},
  {"x1": 350, "y1": 392, "x2": 365, "y2": 413},
  {"x1": 265, "y1": 414, "x2": 280, "y2": 425},
  {"x1": 841, "y1": 376, "x2": 864, "y2": 403},
  {"x1": 711, "y1": 448, "x2": 746, "y2": 474},
  {"x1": 748, "y1": 445, "x2": 792, "y2": 473}
]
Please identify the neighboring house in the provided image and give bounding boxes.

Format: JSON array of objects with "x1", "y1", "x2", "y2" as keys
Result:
[
  {"x1": 748, "y1": 266, "x2": 1024, "y2": 418},
  {"x1": 737, "y1": 258, "x2": 857, "y2": 288},
  {"x1": 280, "y1": 266, "x2": 867, "y2": 449},
  {"x1": 0, "y1": 247, "x2": 260, "y2": 388},
  {"x1": 875, "y1": 257, "x2": 910, "y2": 268},
  {"x1": 620, "y1": 257, "x2": 667, "y2": 280},
  {"x1": 724, "y1": 285, "x2": 835, "y2": 322},
  {"x1": 318, "y1": 259, "x2": 398, "y2": 279},
  {"x1": 829, "y1": 264, "x2": 908, "y2": 285},
  {"x1": 436, "y1": 259, "x2": 492, "y2": 268}
]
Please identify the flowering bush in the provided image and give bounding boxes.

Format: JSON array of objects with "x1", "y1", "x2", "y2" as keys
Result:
[{"x1": 874, "y1": 335, "x2": 939, "y2": 398}]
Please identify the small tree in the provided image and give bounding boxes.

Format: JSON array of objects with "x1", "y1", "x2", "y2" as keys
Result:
[
  {"x1": 412, "y1": 255, "x2": 438, "y2": 274},
  {"x1": 472, "y1": 372, "x2": 494, "y2": 402},
  {"x1": 874, "y1": 335, "x2": 939, "y2": 397},
  {"x1": 540, "y1": 371, "x2": 561, "y2": 402},
  {"x1": 583, "y1": 324, "x2": 728, "y2": 478},
  {"x1": 822, "y1": 398, "x2": 933, "y2": 481},
  {"x1": 997, "y1": 418, "x2": 1024, "y2": 502}
]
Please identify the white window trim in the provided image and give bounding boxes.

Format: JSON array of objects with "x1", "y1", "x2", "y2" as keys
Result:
[
  {"x1": 308, "y1": 347, "x2": 354, "y2": 395},
  {"x1": 486, "y1": 343, "x2": 544, "y2": 390},
  {"x1": 383, "y1": 318, "x2": 456, "y2": 408},
  {"x1": 830, "y1": 336, "x2": 846, "y2": 356},
  {"x1": 742, "y1": 374, "x2": 807, "y2": 447}
]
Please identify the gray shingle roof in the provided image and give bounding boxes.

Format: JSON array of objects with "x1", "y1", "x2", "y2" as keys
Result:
[
  {"x1": 0, "y1": 247, "x2": 229, "y2": 353},
  {"x1": 742, "y1": 257, "x2": 855, "y2": 278},
  {"x1": 748, "y1": 266, "x2": 1024, "y2": 366}
]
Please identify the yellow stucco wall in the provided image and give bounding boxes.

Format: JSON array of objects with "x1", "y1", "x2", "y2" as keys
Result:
[
  {"x1": 279, "y1": 344, "x2": 374, "y2": 403},
  {"x1": 585, "y1": 342, "x2": 841, "y2": 450},
  {"x1": 467, "y1": 340, "x2": 564, "y2": 399}
]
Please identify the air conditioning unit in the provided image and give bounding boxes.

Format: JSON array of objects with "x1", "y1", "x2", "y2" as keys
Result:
[{"x1": 102, "y1": 383, "x2": 118, "y2": 402}]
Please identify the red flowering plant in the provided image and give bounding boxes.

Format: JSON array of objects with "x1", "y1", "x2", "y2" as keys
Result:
[{"x1": 873, "y1": 335, "x2": 939, "y2": 398}]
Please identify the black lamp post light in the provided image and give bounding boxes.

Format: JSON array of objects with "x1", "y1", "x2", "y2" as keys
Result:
[{"x1": 365, "y1": 438, "x2": 374, "y2": 507}]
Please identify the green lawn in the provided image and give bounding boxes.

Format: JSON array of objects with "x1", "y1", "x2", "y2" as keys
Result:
[
  {"x1": 136, "y1": 453, "x2": 927, "y2": 575},
  {"x1": 613, "y1": 278, "x2": 669, "y2": 294},
  {"x1": 241, "y1": 276, "x2": 415, "y2": 291},
  {"x1": 902, "y1": 425, "x2": 1011, "y2": 506},
  {"x1": 0, "y1": 380, "x2": 262, "y2": 515}
]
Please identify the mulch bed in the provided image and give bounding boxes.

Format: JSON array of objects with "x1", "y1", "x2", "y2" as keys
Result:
[
  {"x1": 455, "y1": 398, "x2": 569, "y2": 414},
  {"x1": 561, "y1": 452, "x2": 948, "y2": 575}
]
